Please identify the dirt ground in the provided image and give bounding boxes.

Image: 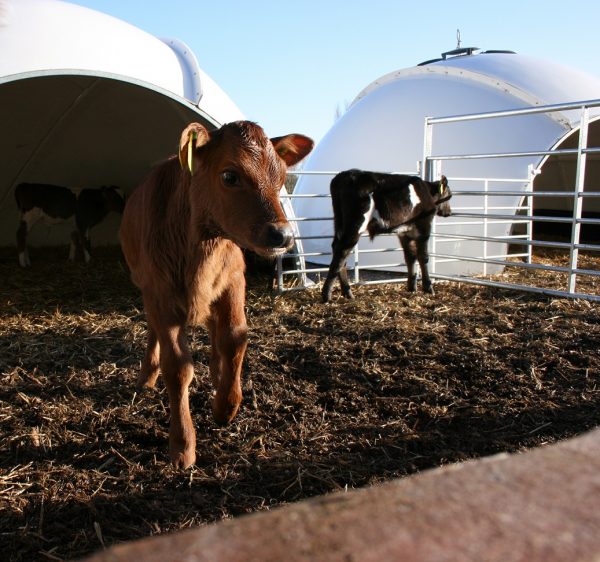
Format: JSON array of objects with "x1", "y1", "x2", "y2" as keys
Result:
[{"x1": 0, "y1": 247, "x2": 599, "y2": 561}]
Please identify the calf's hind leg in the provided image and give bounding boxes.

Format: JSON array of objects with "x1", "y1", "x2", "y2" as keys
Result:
[
  {"x1": 322, "y1": 235, "x2": 360, "y2": 303},
  {"x1": 137, "y1": 325, "x2": 161, "y2": 390},
  {"x1": 17, "y1": 220, "x2": 31, "y2": 267},
  {"x1": 208, "y1": 282, "x2": 248, "y2": 425}
]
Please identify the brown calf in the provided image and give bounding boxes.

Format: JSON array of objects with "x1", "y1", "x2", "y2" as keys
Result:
[{"x1": 120, "y1": 121, "x2": 313, "y2": 468}]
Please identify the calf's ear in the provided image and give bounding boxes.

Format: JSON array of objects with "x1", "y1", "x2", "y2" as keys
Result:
[
  {"x1": 271, "y1": 134, "x2": 314, "y2": 166},
  {"x1": 179, "y1": 123, "x2": 210, "y2": 173},
  {"x1": 440, "y1": 175, "x2": 448, "y2": 194}
]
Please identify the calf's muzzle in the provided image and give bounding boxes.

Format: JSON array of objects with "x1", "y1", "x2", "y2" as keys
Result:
[{"x1": 262, "y1": 222, "x2": 294, "y2": 250}]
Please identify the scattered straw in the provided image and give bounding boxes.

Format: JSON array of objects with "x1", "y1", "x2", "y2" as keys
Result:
[{"x1": 0, "y1": 246, "x2": 598, "y2": 561}]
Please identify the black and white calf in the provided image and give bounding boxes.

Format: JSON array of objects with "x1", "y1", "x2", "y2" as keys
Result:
[
  {"x1": 15, "y1": 183, "x2": 124, "y2": 266},
  {"x1": 321, "y1": 170, "x2": 452, "y2": 303},
  {"x1": 16, "y1": 183, "x2": 77, "y2": 267},
  {"x1": 74, "y1": 186, "x2": 125, "y2": 262}
]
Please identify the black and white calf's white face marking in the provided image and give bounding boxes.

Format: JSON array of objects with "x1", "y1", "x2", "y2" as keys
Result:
[{"x1": 435, "y1": 177, "x2": 452, "y2": 218}]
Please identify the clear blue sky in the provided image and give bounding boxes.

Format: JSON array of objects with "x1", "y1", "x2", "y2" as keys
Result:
[{"x1": 70, "y1": 0, "x2": 600, "y2": 144}]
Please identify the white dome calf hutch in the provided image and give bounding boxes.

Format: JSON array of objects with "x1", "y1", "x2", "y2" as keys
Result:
[
  {"x1": 0, "y1": 0, "x2": 244, "y2": 253},
  {"x1": 290, "y1": 48, "x2": 600, "y2": 300}
]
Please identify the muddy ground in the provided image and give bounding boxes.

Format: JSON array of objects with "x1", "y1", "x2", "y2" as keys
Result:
[{"x1": 0, "y1": 247, "x2": 598, "y2": 561}]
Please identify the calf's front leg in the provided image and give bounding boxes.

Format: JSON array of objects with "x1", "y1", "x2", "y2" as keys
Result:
[
  {"x1": 145, "y1": 306, "x2": 196, "y2": 469},
  {"x1": 208, "y1": 283, "x2": 248, "y2": 426},
  {"x1": 416, "y1": 237, "x2": 434, "y2": 294},
  {"x1": 399, "y1": 235, "x2": 418, "y2": 292}
]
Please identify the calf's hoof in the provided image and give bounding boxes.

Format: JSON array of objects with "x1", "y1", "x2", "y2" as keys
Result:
[
  {"x1": 423, "y1": 284, "x2": 435, "y2": 295},
  {"x1": 169, "y1": 427, "x2": 197, "y2": 469},
  {"x1": 170, "y1": 446, "x2": 196, "y2": 470},
  {"x1": 212, "y1": 396, "x2": 241, "y2": 426},
  {"x1": 136, "y1": 368, "x2": 159, "y2": 390},
  {"x1": 136, "y1": 379, "x2": 157, "y2": 392}
]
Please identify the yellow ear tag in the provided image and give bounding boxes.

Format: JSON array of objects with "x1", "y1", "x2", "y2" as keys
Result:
[{"x1": 187, "y1": 131, "x2": 198, "y2": 174}]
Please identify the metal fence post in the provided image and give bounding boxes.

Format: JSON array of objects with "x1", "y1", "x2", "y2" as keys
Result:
[
  {"x1": 526, "y1": 165, "x2": 535, "y2": 265},
  {"x1": 276, "y1": 254, "x2": 284, "y2": 293},
  {"x1": 483, "y1": 179, "x2": 489, "y2": 276},
  {"x1": 568, "y1": 106, "x2": 589, "y2": 294},
  {"x1": 422, "y1": 118, "x2": 433, "y2": 182},
  {"x1": 430, "y1": 160, "x2": 442, "y2": 277}
]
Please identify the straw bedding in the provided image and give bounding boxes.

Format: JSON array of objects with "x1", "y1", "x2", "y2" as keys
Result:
[{"x1": 0, "y1": 246, "x2": 598, "y2": 561}]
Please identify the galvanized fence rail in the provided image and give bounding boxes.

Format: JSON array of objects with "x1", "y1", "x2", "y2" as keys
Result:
[{"x1": 275, "y1": 99, "x2": 600, "y2": 301}]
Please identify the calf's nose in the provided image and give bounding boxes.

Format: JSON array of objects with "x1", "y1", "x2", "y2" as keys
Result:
[{"x1": 265, "y1": 223, "x2": 294, "y2": 249}]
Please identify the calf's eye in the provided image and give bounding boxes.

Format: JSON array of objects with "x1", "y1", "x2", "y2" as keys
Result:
[{"x1": 221, "y1": 171, "x2": 241, "y2": 187}]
